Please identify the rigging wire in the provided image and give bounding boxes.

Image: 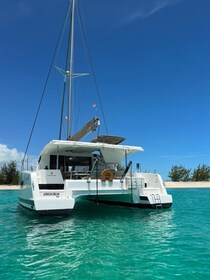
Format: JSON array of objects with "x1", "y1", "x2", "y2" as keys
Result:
[
  {"x1": 77, "y1": 2, "x2": 109, "y2": 135},
  {"x1": 59, "y1": 8, "x2": 72, "y2": 140},
  {"x1": 21, "y1": 0, "x2": 109, "y2": 169},
  {"x1": 21, "y1": 2, "x2": 71, "y2": 169}
]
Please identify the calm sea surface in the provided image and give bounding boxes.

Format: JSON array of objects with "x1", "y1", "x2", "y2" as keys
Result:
[{"x1": 0, "y1": 189, "x2": 210, "y2": 280}]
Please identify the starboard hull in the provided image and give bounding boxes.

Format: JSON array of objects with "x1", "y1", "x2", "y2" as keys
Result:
[{"x1": 84, "y1": 194, "x2": 172, "y2": 209}]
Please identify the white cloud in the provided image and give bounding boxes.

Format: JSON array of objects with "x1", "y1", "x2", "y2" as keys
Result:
[
  {"x1": 161, "y1": 152, "x2": 210, "y2": 161},
  {"x1": 0, "y1": 144, "x2": 37, "y2": 170},
  {"x1": 0, "y1": 144, "x2": 24, "y2": 164},
  {"x1": 125, "y1": 0, "x2": 180, "y2": 23}
]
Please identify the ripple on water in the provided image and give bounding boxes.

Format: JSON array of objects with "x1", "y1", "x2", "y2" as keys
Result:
[{"x1": 0, "y1": 189, "x2": 210, "y2": 279}]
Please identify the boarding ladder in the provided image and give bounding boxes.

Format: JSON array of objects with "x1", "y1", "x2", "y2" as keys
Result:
[{"x1": 151, "y1": 194, "x2": 162, "y2": 210}]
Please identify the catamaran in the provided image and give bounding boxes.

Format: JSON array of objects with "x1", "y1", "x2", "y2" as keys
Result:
[{"x1": 18, "y1": 0, "x2": 172, "y2": 214}]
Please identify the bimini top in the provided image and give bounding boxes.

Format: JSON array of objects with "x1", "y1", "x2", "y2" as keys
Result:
[
  {"x1": 40, "y1": 140, "x2": 144, "y2": 164},
  {"x1": 91, "y1": 135, "x2": 125, "y2": 145}
]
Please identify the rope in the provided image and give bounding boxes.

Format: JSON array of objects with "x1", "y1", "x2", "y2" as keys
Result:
[
  {"x1": 130, "y1": 161, "x2": 133, "y2": 204},
  {"x1": 95, "y1": 158, "x2": 99, "y2": 205}
]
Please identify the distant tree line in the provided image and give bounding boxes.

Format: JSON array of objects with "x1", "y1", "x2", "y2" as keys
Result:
[
  {"x1": 0, "y1": 161, "x2": 20, "y2": 185},
  {"x1": 168, "y1": 164, "x2": 210, "y2": 181},
  {"x1": 2, "y1": 161, "x2": 210, "y2": 184}
]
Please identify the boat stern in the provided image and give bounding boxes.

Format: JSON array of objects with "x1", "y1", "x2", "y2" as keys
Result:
[{"x1": 19, "y1": 169, "x2": 75, "y2": 214}]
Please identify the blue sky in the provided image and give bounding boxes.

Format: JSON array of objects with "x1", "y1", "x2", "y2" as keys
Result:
[{"x1": 0, "y1": 0, "x2": 210, "y2": 179}]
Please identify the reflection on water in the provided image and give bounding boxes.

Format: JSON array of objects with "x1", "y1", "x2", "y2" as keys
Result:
[
  {"x1": 19, "y1": 201, "x2": 176, "y2": 279},
  {"x1": 1, "y1": 190, "x2": 210, "y2": 279}
]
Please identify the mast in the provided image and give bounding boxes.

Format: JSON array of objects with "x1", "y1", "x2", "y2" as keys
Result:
[{"x1": 68, "y1": 0, "x2": 75, "y2": 139}]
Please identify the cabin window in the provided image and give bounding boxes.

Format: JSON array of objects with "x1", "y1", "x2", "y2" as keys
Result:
[
  {"x1": 67, "y1": 156, "x2": 91, "y2": 172},
  {"x1": 50, "y1": 155, "x2": 91, "y2": 172},
  {"x1": 50, "y1": 155, "x2": 65, "y2": 170},
  {"x1": 50, "y1": 155, "x2": 56, "y2": 169}
]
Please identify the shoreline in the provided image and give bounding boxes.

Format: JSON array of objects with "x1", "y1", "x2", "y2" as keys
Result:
[
  {"x1": 164, "y1": 181, "x2": 210, "y2": 188},
  {"x1": 0, "y1": 185, "x2": 21, "y2": 190},
  {"x1": 1, "y1": 181, "x2": 210, "y2": 190}
]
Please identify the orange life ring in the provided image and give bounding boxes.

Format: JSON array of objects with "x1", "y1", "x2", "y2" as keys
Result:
[{"x1": 101, "y1": 169, "x2": 114, "y2": 182}]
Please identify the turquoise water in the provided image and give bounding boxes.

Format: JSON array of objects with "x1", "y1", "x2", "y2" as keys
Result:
[{"x1": 0, "y1": 189, "x2": 210, "y2": 279}]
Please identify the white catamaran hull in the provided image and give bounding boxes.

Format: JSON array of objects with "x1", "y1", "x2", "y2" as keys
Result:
[{"x1": 19, "y1": 169, "x2": 172, "y2": 214}]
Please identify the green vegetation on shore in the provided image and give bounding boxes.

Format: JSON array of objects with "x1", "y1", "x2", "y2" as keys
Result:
[
  {"x1": 0, "y1": 161, "x2": 19, "y2": 185},
  {"x1": 168, "y1": 164, "x2": 210, "y2": 182},
  {"x1": 1, "y1": 161, "x2": 210, "y2": 185}
]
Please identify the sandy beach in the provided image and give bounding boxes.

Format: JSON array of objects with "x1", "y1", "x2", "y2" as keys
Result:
[
  {"x1": 1, "y1": 182, "x2": 210, "y2": 190},
  {"x1": 164, "y1": 181, "x2": 210, "y2": 188},
  {"x1": 0, "y1": 185, "x2": 21, "y2": 190}
]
